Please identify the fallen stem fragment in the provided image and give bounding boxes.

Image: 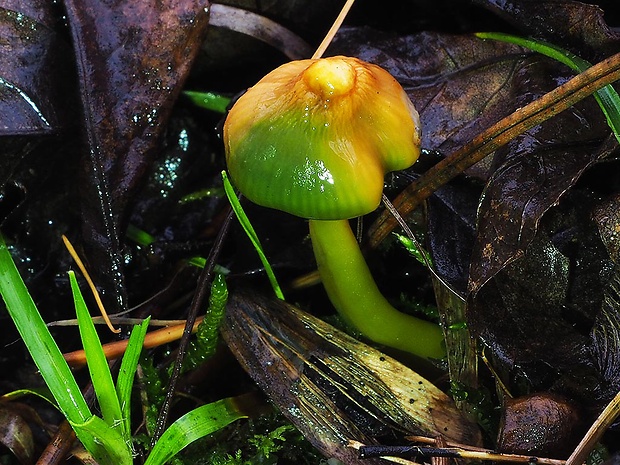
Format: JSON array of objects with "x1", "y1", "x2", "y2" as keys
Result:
[
  {"x1": 49, "y1": 317, "x2": 189, "y2": 327},
  {"x1": 151, "y1": 206, "x2": 234, "y2": 444},
  {"x1": 63, "y1": 317, "x2": 204, "y2": 368},
  {"x1": 368, "y1": 51, "x2": 620, "y2": 248},
  {"x1": 35, "y1": 421, "x2": 76, "y2": 465},
  {"x1": 350, "y1": 440, "x2": 566, "y2": 465}
]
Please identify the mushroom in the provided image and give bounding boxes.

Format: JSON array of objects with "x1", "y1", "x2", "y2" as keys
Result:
[{"x1": 223, "y1": 56, "x2": 444, "y2": 359}]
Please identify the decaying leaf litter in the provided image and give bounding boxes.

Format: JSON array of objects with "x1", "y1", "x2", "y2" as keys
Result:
[{"x1": 1, "y1": 0, "x2": 620, "y2": 463}]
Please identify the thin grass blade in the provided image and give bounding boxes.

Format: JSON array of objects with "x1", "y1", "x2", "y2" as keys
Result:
[
  {"x1": 143, "y1": 397, "x2": 247, "y2": 465},
  {"x1": 222, "y1": 170, "x2": 284, "y2": 300},
  {"x1": 116, "y1": 316, "x2": 150, "y2": 440},
  {"x1": 0, "y1": 387, "x2": 56, "y2": 405},
  {"x1": 70, "y1": 271, "x2": 124, "y2": 436},
  {"x1": 183, "y1": 90, "x2": 231, "y2": 113},
  {"x1": 71, "y1": 415, "x2": 133, "y2": 465},
  {"x1": 476, "y1": 32, "x2": 620, "y2": 142},
  {"x1": 0, "y1": 236, "x2": 91, "y2": 424}
]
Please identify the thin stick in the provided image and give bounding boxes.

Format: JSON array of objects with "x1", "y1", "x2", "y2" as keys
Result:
[
  {"x1": 35, "y1": 421, "x2": 75, "y2": 465},
  {"x1": 62, "y1": 235, "x2": 120, "y2": 333},
  {"x1": 63, "y1": 316, "x2": 204, "y2": 368},
  {"x1": 49, "y1": 316, "x2": 190, "y2": 327},
  {"x1": 312, "y1": 0, "x2": 356, "y2": 59},
  {"x1": 368, "y1": 51, "x2": 620, "y2": 248},
  {"x1": 404, "y1": 435, "x2": 494, "y2": 452},
  {"x1": 349, "y1": 440, "x2": 566, "y2": 465},
  {"x1": 151, "y1": 206, "x2": 234, "y2": 444},
  {"x1": 566, "y1": 389, "x2": 620, "y2": 465},
  {"x1": 381, "y1": 194, "x2": 462, "y2": 299}
]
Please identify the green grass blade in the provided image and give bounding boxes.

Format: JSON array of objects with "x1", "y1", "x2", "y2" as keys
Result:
[
  {"x1": 144, "y1": 397, "x2": 247, "y2": 465},
  {"x1": 179, "y1": 187, "x2": 225, "y2": 203},
  {"x1": 71, "y1": 415, "x2": 133, "y2": 465},
  {"x1": 70, "y1": 271, "x2": 124, "y2": 435},
  {"x1": 126, "y1": 224, "x2": 156, "y2": 247},
  {"x1": 476, "y1": 32, "x2": 591, "y2": 70},
  {"x1": 116, "y1": 316, "x2": 150, "y2": 441},
  {"x1": 222, "y1": 170, "x2": 284, "y2": 300},
  {"x1": 183, "y1": 90, "x2": 231, "y2": 113},
  {"x1": 475, "y1": 32, "x2": 620, "y2": 142},
  {"x1": 0, "y1": 236, "x2": 91, "y2": 424},
  {"x1": 394, "y1": 232, "x2": 434, "y2": 267},
  {"x1": 0, "y1": 388, "x2": 56, "y2": 405}
]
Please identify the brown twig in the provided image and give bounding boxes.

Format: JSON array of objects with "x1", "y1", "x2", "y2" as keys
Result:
[
  {"x1": 350, "y1": 440, "x2": 567, "y2": 465},
  {"x1": 35, "y1": 421, "x2": 75, "y2": 465},
  {"x1": 150, "y1": 206, "x2": 234, "y2": 444},
  {"x1": 368, "y1": 51, "x2": 620, "y2": 248}
]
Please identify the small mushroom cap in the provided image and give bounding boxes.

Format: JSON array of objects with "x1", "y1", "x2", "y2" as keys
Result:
[{"x1": 224, "y1": 56, "x2": 421, "y2": 220}]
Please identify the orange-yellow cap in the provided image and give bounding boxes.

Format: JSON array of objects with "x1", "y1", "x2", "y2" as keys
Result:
[{"x1": 224, "y1": 56, "x2": 421, "y2": 220}]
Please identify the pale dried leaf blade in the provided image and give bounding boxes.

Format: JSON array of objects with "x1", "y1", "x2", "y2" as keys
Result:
[
  {"x1": 221, "y1": 292, "x2": 481, "y2": 464},
  {"x1": 0, "y1": 405, "x2": 34, "y2": 465}
]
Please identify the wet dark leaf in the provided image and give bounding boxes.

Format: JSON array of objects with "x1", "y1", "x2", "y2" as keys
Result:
[
  {"x1": 590, "y1": 272, "x2": 620, "y2": 407},
  {"x1": 497, "y1": 393, "x2": 583, "y2": 458},
  {"x1": 0, "y1": 1, "x2": 70, "y2": 136},
  {"x1": 464, "y1": 3, "x2": 620, "y2": 293},
  {"x1": 593, "y1": 193, "x2": 620, "y2": 264},
  {"x1": 427, "y1": 179, "x2": 480, "y2": 295},
  {"x1": 468, "y1": 192, "x2": 616, "y2": 407},
  {"x1": 474, "y1": 0, "x2": 620, "y2": 60},
  {"x1": 466, "y1": 41, "x2": 616, "y2": 290},
  {"x1": 469, "y1": 138, "x2": 612, "y2": 293},
  {"x1": 0, "y1": 1, "x2": 74, "y2": 193},
  {"x1": 330, "y1": 28, "x2": 530, "y2": 167},
  {"x1": 470, "y1": 233, "x2": 582, "y2": 374},
  {"x1": 63, "y1": 0, "x2": 210, "y2": 312}
]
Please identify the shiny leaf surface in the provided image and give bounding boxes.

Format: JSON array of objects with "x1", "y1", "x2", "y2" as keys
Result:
[
  {"x1": 0, "y1": 1, "x2": 70, "y2": 135},
  {"x1": 62, "y1": 0, "x2": 210, "y2": 313}
]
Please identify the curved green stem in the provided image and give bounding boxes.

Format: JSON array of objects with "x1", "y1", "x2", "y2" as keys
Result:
[{"x1": 309, "y1": 219, "x2": 445, "y2": 359}]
